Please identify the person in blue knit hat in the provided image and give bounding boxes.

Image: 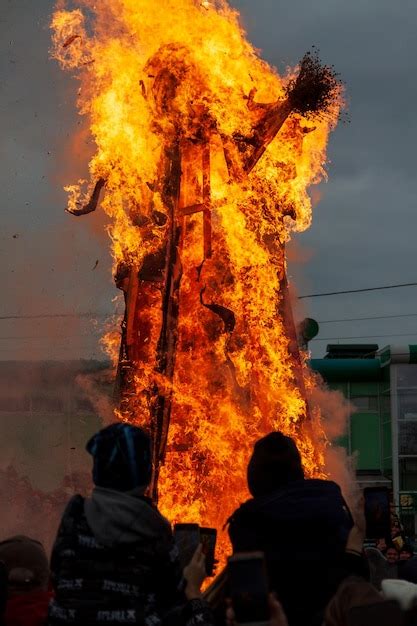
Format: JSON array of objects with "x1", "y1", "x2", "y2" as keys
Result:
[{"x1": 48, "y1": 423, "x2": 211, "y2": 626}]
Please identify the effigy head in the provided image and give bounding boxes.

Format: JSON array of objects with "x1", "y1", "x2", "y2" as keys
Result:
[{"x1": 144, "y1": 43, "x2": 213, "y2": 137}]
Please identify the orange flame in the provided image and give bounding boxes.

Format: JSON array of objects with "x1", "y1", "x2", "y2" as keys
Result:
[{"x1": 51, "y1": 0, "x2": 341, "y2": 562}]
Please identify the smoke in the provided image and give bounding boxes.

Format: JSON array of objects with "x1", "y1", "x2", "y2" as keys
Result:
[
  {"x1": 0, "y1": 466, "x2": 91, "y2": 554},
  {"x1": 289, "y1": 237, "x2": 358, "y2": 504},
  {"x1": 308, "y1": 376, "x2": 359, "y2": 508},
  {"x1": 75, "y1": 366, "x2": 116, "y2": 425},
  {"x1": 0, "y1": 360, "x2": 108, "y2": 549}
]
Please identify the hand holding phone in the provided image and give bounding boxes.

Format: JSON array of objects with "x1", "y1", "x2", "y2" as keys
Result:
[
  {"x1": 183, "y1": 544, "x2": 207, "y2": 600},
  {"x1": 228, "y1": 552, "x2": 270, "y2": 626}
]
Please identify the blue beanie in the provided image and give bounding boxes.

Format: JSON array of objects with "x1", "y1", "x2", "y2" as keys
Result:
[{"x1": 86, "y1": 423, "x2": 152, "y2": 491}]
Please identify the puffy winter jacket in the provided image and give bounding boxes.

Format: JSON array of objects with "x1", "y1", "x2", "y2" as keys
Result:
[
  {"x1": 48, "y1": 489, "x2": 211, "y2": 626},
  {"x1": 228, "y1": 479, "x2": 365, "y2": 626}
]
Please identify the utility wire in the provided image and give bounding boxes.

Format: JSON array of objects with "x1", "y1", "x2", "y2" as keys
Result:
[
  {"x1": 299, "y1": 281, "x2": 417, "y2": 299},
  {"x1": 318, "y1": 312, "x2": 417, "y2": 324},
  {"x1": 0, "y1": 334, "x2": 101, "y2": 340},
  {"x1": 2, "y1": 308, "x2": 417, "y2": 324},
  {"x1": 0, "y1": 313, "x2": 109, "y2": 320},
  {"x1": 312, "y1": 331, "x2": 417, "y2": 341}
]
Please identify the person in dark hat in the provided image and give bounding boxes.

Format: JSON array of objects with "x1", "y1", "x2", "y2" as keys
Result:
[
  {"x1": 0, "y1": 535, "x2": 52, "y2": 626},
  {"x1": 228, "y1": 432, "x2": 368, "y2": 626},
  {"x1": 48, "y1": 423, "x2": 212, "y2": 626}
]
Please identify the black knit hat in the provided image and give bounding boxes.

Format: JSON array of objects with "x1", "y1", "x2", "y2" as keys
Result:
[
  {"x1": 86, "y1": 423, "x2": 152, "y2": 492},
  {"x1": 247, "y1": 431, "x2": 304, "y2": 497}
]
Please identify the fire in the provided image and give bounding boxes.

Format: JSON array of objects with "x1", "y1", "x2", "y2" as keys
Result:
[{"x1": 51, "y1": 0, "x2": 342, "y2": 559}]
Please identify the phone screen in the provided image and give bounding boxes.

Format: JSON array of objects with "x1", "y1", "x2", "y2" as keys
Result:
[
  {"x1": 200, "y1": 527, "x2": 217, "y2": 576},
  {"x1": 173, "y1": 523, "x2": 200, "y2": 570},
  {"x1": 364, "y1": 487, "x2": 391, "y2": 540},
  {"x1": 347, "y1": 600, "x2": 404, "y2": 626},
  {"x1": 228, "y1": 552, "x2": 270, "y2": 625}
]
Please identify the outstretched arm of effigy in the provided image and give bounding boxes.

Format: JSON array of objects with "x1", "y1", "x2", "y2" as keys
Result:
[
  {"x1": 222, "y1": 51, "x2": 340, "y2": 182},
  {"x1": 66, "y1": 177, "x2": 106, "y2": 216}
]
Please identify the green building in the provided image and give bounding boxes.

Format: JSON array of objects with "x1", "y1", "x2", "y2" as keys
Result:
[{"x1": 310, "y1": 344, "x2": 417, "y2": 536}]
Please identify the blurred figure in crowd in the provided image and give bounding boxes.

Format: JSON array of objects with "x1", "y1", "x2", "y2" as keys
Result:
[
  {"x1": 365, "y1": 545, "x2": 398, "y2": 590},
  {"x1": 323, "y1": 577, "x2": 383, "y2": 626},
  {"x1": 385, "y1": 545, "x2": 400, "y2": 564},
  {"x1": 228, "y1": 432, "x2": 367, "y2": 626},
  {"x1": 398, "y1": 555, "x2": 417, "y2": 584},
  {"x1": 48, "y1": 423, "x2": 212, "y2": 626},
  {"x1": 376, "y1": 537, "x2": 387, "y2": 553},
  {"x1": 400, "y1": 545, "x2": 414, "y2": 561},
  {"x1": 0, "y1": 536, "x2": 51, "y2": 626}
]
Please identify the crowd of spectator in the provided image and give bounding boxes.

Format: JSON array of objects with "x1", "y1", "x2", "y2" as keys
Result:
[{"x1": 1, "y1": 422, "x2": 417, "y2": 625}]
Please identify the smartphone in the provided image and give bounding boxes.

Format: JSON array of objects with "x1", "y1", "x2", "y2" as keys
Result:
[
  {"x1": 200, "y1": 527, "x2": 217, "y2": 576},
  {"x1": 347, "y1": 600, "x2": 404, "y2": 626},
  {"x1": 173, "y1": 523, "x2": 200, "y2": 569},
  {"x1": 228, "y1": 552, "x2": 270, "y2": 626},
  {"x1": 364, "y1": 487, "x2": 391, "y2": 540}
]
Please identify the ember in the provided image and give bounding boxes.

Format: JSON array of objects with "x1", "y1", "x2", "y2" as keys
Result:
[{"x1": 50, "y1": 0, "x2": 342, "y2": 559}]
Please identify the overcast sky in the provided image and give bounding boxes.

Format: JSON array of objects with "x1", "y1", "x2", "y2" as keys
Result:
[{"x1": 1, "y1": 0, "x2": 417, "y2": 360}]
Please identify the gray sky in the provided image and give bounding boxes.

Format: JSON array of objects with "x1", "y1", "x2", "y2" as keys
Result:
[{"x1": 1, "y1": 0, "x2": 416, "y2": 359}]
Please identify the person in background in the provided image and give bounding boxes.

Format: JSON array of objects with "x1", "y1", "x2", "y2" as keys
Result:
[
  {"x1": 323, "y1": 577, "x2": 383, "y2": 626},
  {"x1": 48, "y1": 422, "x2": 213, "y2": 626},
  {"x1": 398, "y1": 554, "x2": 417, "y2": 584},
  {"x1": 0, "y1": 536, "x2": 52, "y2": 626},
  {"x1": 391, "y1": 517, "x2": 407, "y2": 553},
  {"x1": 228, "y1": 431, "x2": 368, "y2": 626},
  {"x1": 365, "y1": 544, "x2": 398, "y2": 590},
  {"x1": 400, "y1": 545, "x2": 414, "y2": 561},
  {"x1": 376, "y1": 538, "x2": 387, "y2": 553},
  {"x1": 385, "y1": 544, "x2": 400, "y2": 564}
]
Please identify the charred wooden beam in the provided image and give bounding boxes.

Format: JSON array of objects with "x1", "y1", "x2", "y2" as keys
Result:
[
  {"x1": 279, "y1": 269, "x2": 312, "y2": 424},
  {"x1": 150, "y1": 140, "x2": 183, "y2": 501},
  {"x1": 67, "y1": 178, "x2": 106, "y2": 216}
]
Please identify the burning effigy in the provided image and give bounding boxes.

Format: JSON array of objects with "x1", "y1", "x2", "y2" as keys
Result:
[{"x1": 50, "y1": 0, "x2": 342, "y2": 553}]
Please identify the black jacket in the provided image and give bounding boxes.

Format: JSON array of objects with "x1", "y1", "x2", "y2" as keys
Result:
[
  {"x1": 48, "y1": 489, "x2": 212, "y2": 626},
  {"x1": 228, "y1": 479, "x2": 364, "y2": 626}
]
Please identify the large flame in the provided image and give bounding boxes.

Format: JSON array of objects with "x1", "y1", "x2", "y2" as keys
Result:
[{"x1": 51, "y1": 0, "x2": 341, "y2": 558}]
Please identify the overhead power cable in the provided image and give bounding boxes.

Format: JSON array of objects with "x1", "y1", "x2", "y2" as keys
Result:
[
  {"x1": 318, "y1": 312, "x2": 417, "y2": 324},
  {"x1": 0, "y1": 313, "x2": 108, "y2": 321},
  {"x1": 0, "y1": 334, "x2": 101, "y2": 340},
  {"x1": 299, "y1": 281, "x2": 417, "y2": 299},
  {"x1": 312, "y1": 331, "x2": 417, "y2": 341},
  {"x1": 2, "y1": 309, "x2": 417, "y2": 327}
]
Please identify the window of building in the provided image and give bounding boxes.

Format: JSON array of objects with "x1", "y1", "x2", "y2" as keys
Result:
[
  {"x1": 399, "y1": 458, "x2": 417, "y2": 491},
  {"x1": 401, "y1": 513, "x2": 416, "y2": 538},
  {"x1": 397, "y1": 365, "x2": 417, "y2": 389},
  {"x1": 398, "y1": 393, "x2": 417, "y2": 420},
  {"x1": 351, "y1": 396, "x2": 379, "y2": 411},
  {"x1": 399, "y1": 420, "x2": 417, "y2": 455}
]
